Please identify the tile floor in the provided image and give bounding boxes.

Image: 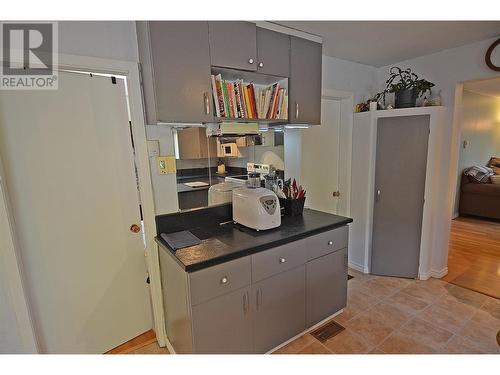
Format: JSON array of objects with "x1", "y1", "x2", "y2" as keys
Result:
[
  {"x1": 127, "y1": 269, "x2": 500, "y2": 354},
  {"x1": 275, "y1": 270, "x2": 500, "y2": 354}
]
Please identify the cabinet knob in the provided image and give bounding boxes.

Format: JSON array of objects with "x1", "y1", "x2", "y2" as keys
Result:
[
  {"x1": 295, "y1": 102, "x2": 299, "y2": 119},
  {"x1": 279, "y1": 257, "x2": 286, "y2": 264},
  {"x1": 248, "y1": 58, "x2": 254, "y2": 64},
  {"x1": 220, "y1": 276, "x2": 228, "y2": 284},
  {"x1": 258, "y1": 62, "x2": 264, "y2": 68},
  {"x1": 130, "y1": 224, "x2": 141, "y2": 233},
  {"x1": 328, "y1": 241, "x2": 333, "y2": 246}
]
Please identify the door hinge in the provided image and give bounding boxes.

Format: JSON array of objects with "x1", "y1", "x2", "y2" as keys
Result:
[
  {"x1": 138, "y1": 62, "x2": 144, "y2": 85},
  {"x1": 146, "y1": 274, "x2": 150, "y2": 284}
]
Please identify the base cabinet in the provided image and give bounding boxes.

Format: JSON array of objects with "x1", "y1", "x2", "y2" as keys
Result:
[
  {"x1": 306, "y1": 248, "x2": 348, "y2": 327},
  {"x1": 192, "y1": 286, "x2": 253, "y2": 353},
  {"x1": 253, "y1": 266, "x2": 306, "y2": 353}
]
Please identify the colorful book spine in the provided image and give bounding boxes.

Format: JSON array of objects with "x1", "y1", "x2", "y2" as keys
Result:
[
  {"x1": 248, "y1": 84, "x2": 258, "y2": 119},
  {"x1": 215, "y1": 75, "x2": 225, "y2": 117},
  {"x1": 243, "y1": 85, "x2": 253, "y2": 119},
  {"x1": 221, "y1": 79, "x2": 230, "y2": 118}
]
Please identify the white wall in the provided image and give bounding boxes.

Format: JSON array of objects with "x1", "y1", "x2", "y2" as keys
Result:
[
  {"x1": 57, "y1": 21, "x2": 138, "y2": 62},
  {"x1": 322, "y1": 55, "x2": 378, "y2": 104}
]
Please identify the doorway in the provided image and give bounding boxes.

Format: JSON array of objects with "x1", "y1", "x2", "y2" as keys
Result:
[
  {"x1": 297, "y1": 90, "x2": 353, "y2": 216},
  {"x1": 0, "y1": 69, "x2": 153, "y2": 353},
  {"x1": 445, "y1": 77, "x2": 500, "y2": 299}
]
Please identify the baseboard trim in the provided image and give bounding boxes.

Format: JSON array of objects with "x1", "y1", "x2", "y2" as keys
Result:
[
  {"x1": 164, "y1": 336, "x2": 176, "y2": 354},
  {"x1": 348, "y1": 261, "x2": 369, "y2": 274},
  {"x1": 267, "y1": 309, "x2": 344, "y2": 354},
  {"x1": 419, "y1": 267, "x2": 448, "y2": 280}
]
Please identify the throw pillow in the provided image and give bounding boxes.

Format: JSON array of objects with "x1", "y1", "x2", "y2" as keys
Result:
[{"x1": 487, "y1": 156, "x2": 500, "y2": 175}]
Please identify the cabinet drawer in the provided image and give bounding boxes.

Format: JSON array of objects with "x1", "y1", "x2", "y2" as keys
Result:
[
  {"x1": 189, "y1": 256, "x2": 251, "y2": 306},
  {"x1": 306, "y1": 226, "x2": 348, "y2": 261},
  {"x1": 252, "y1": 241, "x2": 307, "y2": 283}
]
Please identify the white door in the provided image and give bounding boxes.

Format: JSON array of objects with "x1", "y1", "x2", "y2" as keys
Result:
[
  {"x1": 0, "y1": 71, "x2": 152, "y2": 353},
  {"x1": 300, "y1": 98, "x2": 341, "y2": 214}
]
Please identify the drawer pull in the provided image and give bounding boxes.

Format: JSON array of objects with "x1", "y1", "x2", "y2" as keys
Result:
[
  {"x1": 328, "y1": 241, "x2": 333, "y2": 246},
  {"x1": 220, "y1": 276, "x2": 228, "y2": 284},
  {"x1": 279, "y1": 257, "x2": 286, "y2": 264}
]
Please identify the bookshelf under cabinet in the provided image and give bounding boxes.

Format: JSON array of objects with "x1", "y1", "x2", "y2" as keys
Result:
[{"x1": 210, "y1": 67, "x2": 288, "y2": 123}]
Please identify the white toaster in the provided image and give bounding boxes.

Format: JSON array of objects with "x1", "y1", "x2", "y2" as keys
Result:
[{"x1": 232, "y1": 187, "x2": 281, "y2": 231}]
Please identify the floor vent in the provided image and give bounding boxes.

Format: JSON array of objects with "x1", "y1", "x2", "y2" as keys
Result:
[{"x1": 310, "y1": 320, "x2": 345, "y2": 342}]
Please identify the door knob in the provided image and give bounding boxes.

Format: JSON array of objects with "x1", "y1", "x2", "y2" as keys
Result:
[
  {"x1": 130, "y1": 224, "x2": 141, "y2": 233},
  {"x1": 332, "y1": 191, "x2": 340, "y2": 197}
]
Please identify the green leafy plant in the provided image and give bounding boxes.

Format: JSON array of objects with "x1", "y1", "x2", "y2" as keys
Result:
[{"x1": 376, "y1": 67, "x2": 435, "y2": 104}]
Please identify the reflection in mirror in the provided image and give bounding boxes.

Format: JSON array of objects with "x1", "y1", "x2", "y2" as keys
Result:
[{"x1": 173, "y1": 126, "x2": 285, "y2": 211}]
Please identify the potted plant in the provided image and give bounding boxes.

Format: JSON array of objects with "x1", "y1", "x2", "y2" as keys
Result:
[{"x1": 376, "y1": 67, "x2": 435, "y2": 108}]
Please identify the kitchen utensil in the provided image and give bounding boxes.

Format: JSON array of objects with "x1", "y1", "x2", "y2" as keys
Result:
[{"x1": 247, "y1": 172, "x2": 261, "y2": 188}]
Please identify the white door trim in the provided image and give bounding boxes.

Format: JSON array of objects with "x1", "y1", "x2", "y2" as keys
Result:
[
  {"x1": 0, "y1": 52, "x2": 166, "y2": 348},
  {"x1": 0, "y1": 159, "x2": 38, "y2": 353},
  {"x1": 321, "y1": 89, "x2": 354, "y2": 217}
]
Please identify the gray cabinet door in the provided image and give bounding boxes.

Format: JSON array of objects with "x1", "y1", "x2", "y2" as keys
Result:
[
  {"x1": 253, "y1": 266, "x2": 306, "y2": 353},
  {"x1": 288, "y1": 36, "x2": 322, "y2": 125},
  {"x1": 306, "y1": 248, "x2": 347, "y2": 327},
  {"x1": 147, "y1": 21, "x2": 213, "y2": 123},
  {"x1": 191, "y1": 286, "x2": 253, "y2": 353},
  {"x1": 209, "y1": 22, "x2": 257, "y2": 71},
  {"x1": 256, "y1": 28, "x2": 290, "y2": 77},
  {"x1": 371, "y1": 116, "x2": 430, "y2": 278}
]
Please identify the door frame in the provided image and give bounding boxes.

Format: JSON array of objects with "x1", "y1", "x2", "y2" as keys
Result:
[
  {"x1": 0, "y1": 52, "x2": 167, "y2": 350},
  {"x1": 321, "y1": 89, "x2": 354, "y2": 217}
]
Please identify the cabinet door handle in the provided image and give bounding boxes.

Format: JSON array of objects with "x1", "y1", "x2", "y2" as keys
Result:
[
  {"x1": 279, "y1": 257, "x2": 286, "y2": 264},
  {"x1": 256, "y1": 288, "x2": 262, "y2": 311},
  {"x1": 203, "y1": 92, "x2": 210, "y2": 115},
  {"x1": 295, "y1": 102, "x2": 299, "y2": 119},
  {"x1": 248, "y1": 58, "x2": 254, "y2": 64},
  {"x1": 243, "y1": 291, "x2": 248, "y2": 315},
  {"x1": 376, "y1": 189, "x2": 381, "y2": 202},
  {"x1": 220, "y1": 276, "x2": 228, "y2": 284},
  {"x1": 258, "y1": 62, "x2": 264, "y2": 68},
  {"x1": 328, "y1": 240, "x2": 333, "y2": 246}
]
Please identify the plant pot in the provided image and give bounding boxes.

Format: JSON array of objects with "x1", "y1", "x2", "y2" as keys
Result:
[
  {"x1": 279, "y1": 197, "x2": 306, "y2": 217},
  {"x1": 395, "y1": 88, "x2": 417, "y2": 108}
]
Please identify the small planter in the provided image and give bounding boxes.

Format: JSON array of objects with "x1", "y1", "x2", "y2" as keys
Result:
[
  {"x1": 394, "y1": 88, "x2": 417, "y2": 108},
  {"x1": 279, "y1": 197, "x2": 306, "y2": 217}
]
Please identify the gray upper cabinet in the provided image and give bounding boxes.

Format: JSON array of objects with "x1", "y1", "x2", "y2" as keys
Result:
[
  {"x1": 256, "y1": 28, "x2": 290, "y2": 77},
  {"x1": 289, "y1": 36, "x2": 322, "y2": 125},
  {"x1": 252, "y1": 266, "x2": 306, "y2": 353},
  {"x1": 137, "y1": 21, "x2": 213, "y2": 124},
  {"x1": 306, "y1": 248, "x2": 348, "y2": 327},
  {"x1": 208, "y1": 22, "x2": 257, "y2": 71}
]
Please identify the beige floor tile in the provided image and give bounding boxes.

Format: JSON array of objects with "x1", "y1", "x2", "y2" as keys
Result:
[
  {"x1": 378, "y1": 331, "x2": 436, "y2": 354},
  {"x1": 417, "y1": 304, "x2": 471, "y2": 334},
  {"x1": 458, "y1": 319, "x2": 500, "y2": 353},
  {"x1": 400, "y1": 283, "x2": 447, "y2": 304},
  {"x1": 344, "y1": 312, "x2": 394, "y2": 347},
  {"x1": 470, "y1": 308, "x2": 500, "y2": 329},
  {"x1": 323, "y1": 329, "x2": 373, "y2": 354},
  {"x1": 364, "y1": 302, "x2": 413, "y2": 330},
  {"x1": 358, "y1": 278, "x2": 400, "y2": 299},
  {"x1": 434, "y1": 295, "x2": 478, "y2": 319},
  {"x1": 368, "y1": 347, "x2": 386, "y2": 354},
  {"x1": 297, "y1": 341, "x2": 332, "y2": 354},
  {"x1": 273, "y1": 334, "x2": 315, "y2": 354},
  {"x1": 398, "y1": 317, "x2": 453, "y2": 350},
  {"x1": 440, "y1": 335, "x2": 486, "y2": 354},
  {"x1": 446, "y1": 285, "x2": 489, "y2": 308},
  {"x1": 384, "y1": 291, "x2": 429, "y2": 315},
  {"x1": 480, "y1": 297, "x2": 500, "y2": 320},
  {"x1": 130, "y1": 342, "x2": 170, "y2": 354}
]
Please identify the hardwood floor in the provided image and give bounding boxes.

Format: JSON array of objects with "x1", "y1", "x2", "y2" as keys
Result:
[
  {"x1": 442, "y1": 216, "x2": 500, "y2": 299},
  {"x1": 106, "y1": 329, "x2": 163, "y2": 354}
]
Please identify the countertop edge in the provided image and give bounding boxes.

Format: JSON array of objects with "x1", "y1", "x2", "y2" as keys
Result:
[{"x1": 155, "y1": 217, "x2": 353, "y2": 273}]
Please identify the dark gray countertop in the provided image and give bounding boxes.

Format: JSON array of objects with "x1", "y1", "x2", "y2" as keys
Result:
[{"x1": 155, "y1": 208, "x2": 352, "y2": 272}]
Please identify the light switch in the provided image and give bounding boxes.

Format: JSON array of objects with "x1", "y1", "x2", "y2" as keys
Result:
[
  {"x1": 157, "y1": 156, "x2": 176, "y2": 175},
  {"x1": 147, "y1": 140, "x2": 160, "y2": 157}
]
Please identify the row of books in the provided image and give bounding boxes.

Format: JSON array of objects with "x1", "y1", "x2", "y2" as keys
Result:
[{"x1": 211, "y1": 74, "x2": 288, "y2": 120}]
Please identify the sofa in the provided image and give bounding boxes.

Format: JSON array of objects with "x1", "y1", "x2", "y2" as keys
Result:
[{"x1": 459, "y1": 170, "x2": 500, "y2": 220}]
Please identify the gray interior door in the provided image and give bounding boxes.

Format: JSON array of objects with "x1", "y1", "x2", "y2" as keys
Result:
[{"x1": 371, "y1": 115, "x2": 430, "y2": 278}]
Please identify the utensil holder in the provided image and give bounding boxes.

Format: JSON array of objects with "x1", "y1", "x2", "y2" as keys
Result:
[{"x1": 279, "y1": 197, "x2": 306, "y2": 217}]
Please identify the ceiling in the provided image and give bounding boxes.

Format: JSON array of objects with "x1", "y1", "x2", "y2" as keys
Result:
[
  {"x1": 274, "y1": 21, "x2": 500, "y2": 67},
  {"x1": 464, "y1": 77, "x2": 500, "y2": 98}
]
